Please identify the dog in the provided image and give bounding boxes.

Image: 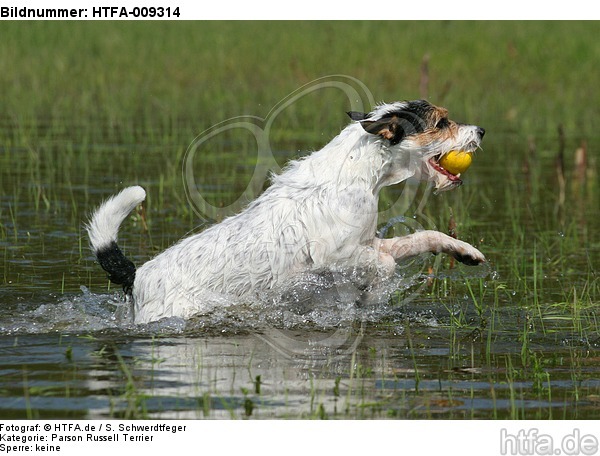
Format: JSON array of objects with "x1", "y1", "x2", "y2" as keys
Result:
[{"x1": 87, "y1": 100, "x2": 486, "y2": 324}]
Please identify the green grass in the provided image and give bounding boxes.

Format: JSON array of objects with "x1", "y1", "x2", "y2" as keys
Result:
[{"x1": 1, "y1": 22, "x2": 599, "y2": 140}]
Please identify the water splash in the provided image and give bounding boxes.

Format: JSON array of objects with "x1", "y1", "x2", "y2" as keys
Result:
[
  {"x1": 0, "y1": 286, "x2": 130, "y2": 335},
  {"x1": 0, "y1": 258, "x2": 490, "y2": 337}
]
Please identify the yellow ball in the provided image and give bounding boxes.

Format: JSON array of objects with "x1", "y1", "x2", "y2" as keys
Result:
[{"x1": 438, "y1": 150, "x2": 473, "y2": 175}]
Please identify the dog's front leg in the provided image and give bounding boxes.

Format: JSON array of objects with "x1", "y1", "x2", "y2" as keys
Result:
[{"x1": 374, "y1": 230, "x2": 485, "y2": 266}]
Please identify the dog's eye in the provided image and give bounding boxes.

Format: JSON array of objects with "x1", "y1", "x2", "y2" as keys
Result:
[{"x1": 436, "y1": 118, "x2": 450, "y2": 129}]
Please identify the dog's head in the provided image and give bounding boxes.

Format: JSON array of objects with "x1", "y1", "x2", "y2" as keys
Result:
[{"x1": 348, "y1": 100, "x2": 485, "y2": 192}]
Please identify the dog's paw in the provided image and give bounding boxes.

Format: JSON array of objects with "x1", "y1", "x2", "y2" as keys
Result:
[{"x1": 451, "y1": 241, "x2": 486, "y2": 266}]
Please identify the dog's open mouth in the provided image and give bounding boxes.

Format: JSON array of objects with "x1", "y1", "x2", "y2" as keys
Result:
[{"x1": 429, "y1": 157, "x2": 464, "y2": 182}]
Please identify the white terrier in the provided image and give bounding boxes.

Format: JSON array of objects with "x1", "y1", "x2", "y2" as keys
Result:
[{"x1": 88, "y1": 100, "x2": 485, "y2": 323}]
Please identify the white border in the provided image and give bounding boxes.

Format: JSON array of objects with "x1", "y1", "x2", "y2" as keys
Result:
[{"x1": 0, "y1": 0, "x2": 595, "y2": 20}]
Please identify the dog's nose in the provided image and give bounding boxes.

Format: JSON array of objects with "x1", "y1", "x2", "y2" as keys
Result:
[{"x1": 476, "y1": 127, "x2": 486, "y2": 139}]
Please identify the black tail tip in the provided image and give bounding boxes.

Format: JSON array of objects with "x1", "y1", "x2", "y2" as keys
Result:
[{"x1": 95, "y1": 241, "x2": 136, "y2": 292}]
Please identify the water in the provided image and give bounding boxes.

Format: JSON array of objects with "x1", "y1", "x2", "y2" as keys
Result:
[{"x1": 1, "y1": 129, "x2": 599, "y2": 419}]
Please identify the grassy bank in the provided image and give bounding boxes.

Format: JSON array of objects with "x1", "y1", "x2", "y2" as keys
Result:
[{"x1": 0, "y1": 21, "x2": 598, "y2": 141}]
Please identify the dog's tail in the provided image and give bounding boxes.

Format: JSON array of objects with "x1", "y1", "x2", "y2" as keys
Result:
[{"x1": 86, "y1": 186, "x2": 146, "y2": 292}]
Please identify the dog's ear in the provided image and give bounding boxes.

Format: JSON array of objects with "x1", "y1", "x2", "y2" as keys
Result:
[
  {"x1": 360, "y1": 116, "x2": 407, "y2": 146},
  {"x1": 360, "y1": 113, "x2": 425, "y2": 146},
  {"x1": 347, "y1": 111, "x2": 368, "y2": 121},
  {"x1": 348, "y1": 111, "x2": 407, "y2": 145}
]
